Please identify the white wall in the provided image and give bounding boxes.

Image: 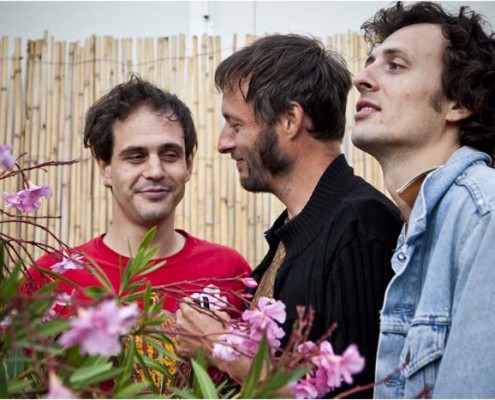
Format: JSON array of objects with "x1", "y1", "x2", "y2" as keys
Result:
[{"x1": 1, "y1": 1, "x2": 494, "y2": 45}]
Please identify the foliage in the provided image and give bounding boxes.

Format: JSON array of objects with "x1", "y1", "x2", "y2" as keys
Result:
[{"x1": 0, "y1": 145, "x2": 365, "y2": 399}]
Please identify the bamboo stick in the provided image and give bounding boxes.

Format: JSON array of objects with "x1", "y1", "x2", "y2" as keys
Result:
[
  {"x1": 0, "y1": 37, "x2": 9, "y2": 147},
  {"x1": 53, "y1": 40, "x2": 66, "y2": 246},
  {"x1": 92, "y1": 35, "x2": 105, "y2": 237},
  {"x1": 186, "y1": 35, "x2": 199, "y2": 235}
]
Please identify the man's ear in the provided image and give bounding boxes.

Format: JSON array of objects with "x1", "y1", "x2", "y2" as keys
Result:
[
  {"x1": 445, "y1": 101, "x2": 473, "y2": 123},
  {"x1": 280, "y1": 101, "x2": 305, "y2": 139},
  {"x1": 97, "y1": 159, "x2": 112, "y2": 188}
]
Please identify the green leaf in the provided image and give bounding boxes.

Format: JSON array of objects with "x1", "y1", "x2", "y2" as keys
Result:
[
  {"x1": 84, "y1": 285, "x2": 109, "y2": 300},
  {"x1": 69, "y1": 361, "x2": 113, "y2": 385},
  {"x1": 0, "y1": 359, "x2": 8, "y2": 398},
  {"x1": 135, "y1": 260, "x2": 167, "y2": 278},
  {"x1": 29, "y1": 264, "x2": 82, "y2": 290},
  {"x1": 190, "y1": 358, "x2": 218, "y2": 399},
  {"x1": 138, "y1": 227, "x2": 157, "y2": 253},
  {"x1": 143, "y1": 282, "x2": 152, "y2": 311},
  {"x1": 114, "y1": 340, "x2": 135, "y2": 393},
  {"x1": 83, "y1": 255, "x2": 114, "y2": 293},
  {"x1": 239, "y1": 337, "x2": 270, "y2": 399},
  {"x1": 0, "y1": 262, "x2": 22, "y2": 301},
  {"x1": 133, "y1": 342, "x2": 160, "y2": 395},
  {"x1": 170, "y1": 387, "x2": 199, "y2": 399},
  {"x1": 75, "y1": 367, "x2": 122, "y2": 387},
  {"x1": 114, "y1": 382, "x2": 151, "y2": 399},
  {"x1": 147, "y1": 340, "x2": 182, "y2": 362},
  {"x1": 256, "y1": 367, "x2": 312, "y2": 398},
  {"x1": 136, "y1": 354, "x2": 175, "y2": 383},
  {"x1": 8, "y1": 378, "x2": 32, "y2": 392},
  {"x1": 36, "y1": 319, "x2": 70, "y2": 337}
]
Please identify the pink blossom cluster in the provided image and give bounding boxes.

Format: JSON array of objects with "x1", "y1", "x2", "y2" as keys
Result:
[
  {"x1": 287, "y1": 341, "x2": 365, "y2": 399},
  {"x1": 0, "y1": 144, "x2": 15, "y2": 170},
  {"x1": 212, "y1": 296, "x2": 286, "y2": 361},
  {"x1": 45, "y1": 372, "x2": 78, "y2": 399},
  {"x1": 43, "y1": 290, "x2": 75, "y2": 322},
  {"x1": 50, "y1": 252, "x2": 85, "y2": 274},
  {"x1": 190, "y1": 284, "x2": 228, "y2": 311},
  {"x1": 3, "y1": 182, "x2": 52, "y2": 213},
  {"x1": 59, "y1": 299, "x2": 140, "y2": 356}
]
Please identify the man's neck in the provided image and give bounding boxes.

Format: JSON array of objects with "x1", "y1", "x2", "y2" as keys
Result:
[
  {"x1": 103, "y1": 219, "x2": 185, "y2": 259},
  {"x1": 273, "y1": 140, "x2": 342, "y2": 220},
  {"x1": 380, "y1": 143, "x2": 460, "y2": 221}
]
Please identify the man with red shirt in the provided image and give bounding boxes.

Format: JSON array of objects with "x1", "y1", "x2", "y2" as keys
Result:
[{"x1": 28, "y1": 75, "x2": 250, "y2": 314}]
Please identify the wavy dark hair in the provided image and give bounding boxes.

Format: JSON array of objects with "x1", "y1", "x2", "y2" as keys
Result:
[
  {"x1": 83, "y1": 75, "x2": 197, "y2": 164},
  {"x1": 361, "y1": 1, "x2": 495, "y2": 158},
  {"x1": 215, "y1": 34, "x2": 352, "y2": 142}
]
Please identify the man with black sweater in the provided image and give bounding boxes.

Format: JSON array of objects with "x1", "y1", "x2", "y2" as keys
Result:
[{"x1": 176, "y1": 34, "x2": 402, "y2": 397}]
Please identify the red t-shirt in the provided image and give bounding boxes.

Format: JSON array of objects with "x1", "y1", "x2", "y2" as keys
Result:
[{"x1": 27, "y1": 230, "x2": 251, "y2": 314}]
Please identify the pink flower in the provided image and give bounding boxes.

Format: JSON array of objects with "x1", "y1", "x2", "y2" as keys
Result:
[
  {"x1": 59, "y1": 299, "x2": 139, "y2": 356},
  {"x1": 50, "y1": 253, "x2": 85, "y2": 274},
  {"x1": 43, "y1": 290, "x2": 75, "y2": 322},
  {"x1": 0, "y1": 309, "x2": 17, "y2": 329},
  {"x1": 190, "y1": 284, "x2": 228, "y2": 311},
  {"x1": 314, "y1": 341, "x2": 342, "y2": 389},
  {"x1": 3, "y1": 182, "x2": 52, "y2": 213},
  {"x1": 242, "y1": 296, "x2": 286, "y2": 348},
  {"x1": 288, "y1": 341, "x2": 366, "y2": 398},
  {"x1": 241, "y1": 277, "x2": 258, "y2": 288},
  {"x1": 339, "y1": 344, "x2": 365, "y2": 384},
  {"x1": 0, "y1": 145, "x2": 15, "y2": 170},
  {"x1": 212, "y1": 327, "x2": 248, "y2": 361},
  {"x1": 287, "y1": 379, "x2": 319, "y2": 399},
  {"x1": 45, "y1": 372, "x2": 78, "y2": 399}
]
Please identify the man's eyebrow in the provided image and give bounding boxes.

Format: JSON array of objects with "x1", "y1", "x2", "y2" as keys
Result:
[
  {"x1": 364, "y1": 54, "x2": 376, "y2": 67},
  {"x1": 119, "y1": 145, "x2": 146, "y2": 156},
  {"x1": 118, "y1": 143, "x2": 185, "y2": 156},
  {"x1": 159, "y1": 143, "x2": 184, "y2": 154},
  {"x1": 365, "y1": 47, "x2": 410, "y2": 67},
  {"x1": 382, "y1": 47, "x2": 409, "y2": 58}
]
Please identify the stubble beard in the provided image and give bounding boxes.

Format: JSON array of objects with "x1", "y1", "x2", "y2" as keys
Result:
[{"x1": 240, "y1": 125, "x2": 292, "y2": 193}]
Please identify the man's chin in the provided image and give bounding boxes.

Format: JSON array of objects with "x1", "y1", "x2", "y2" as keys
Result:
[{"x1": 240, "y1": 177, "x2": 269, "y2": 193}]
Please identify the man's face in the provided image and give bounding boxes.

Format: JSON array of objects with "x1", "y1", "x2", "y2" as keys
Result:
[
  {"x1": 217, "y1": 86, "x2": 290, "y2": 193},
  {"x1": 352, "y1": 23, "x2": 451, "y2": 158},
  {"x1": 98, "y1": 106, "x2": 192, "y2": 227}
]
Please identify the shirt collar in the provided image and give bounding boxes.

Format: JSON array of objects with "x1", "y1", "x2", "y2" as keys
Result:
[{"x1": 397, "y1": 167, "x2": 440, "y2": 221}]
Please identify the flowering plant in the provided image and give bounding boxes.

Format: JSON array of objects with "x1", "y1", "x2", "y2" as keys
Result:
[{"x1": 0, "y1": 144, "x2": 367, "y2": 398}]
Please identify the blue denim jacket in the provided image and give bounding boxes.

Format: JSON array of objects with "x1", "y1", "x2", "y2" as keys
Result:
[{"x1": 374, "y1": 147, "x2": 495, "y2": 399}]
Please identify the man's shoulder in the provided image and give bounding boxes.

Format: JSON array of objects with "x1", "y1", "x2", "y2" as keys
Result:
[
  {"x1": 445, "y1": 162, "x2": 495, "y2": 213},
  {"x1": 343, "y1": 179, "x2": 400, "y2": 218},
  {"x1": 333, "y1": 181, "x2": 402, "y2": 240},
  {"x1": 34, "y1": 236, "x2": 103, "y2": 268},
  {"x1": 182, "y1": 231, "x2": 251, "y2": 270}
]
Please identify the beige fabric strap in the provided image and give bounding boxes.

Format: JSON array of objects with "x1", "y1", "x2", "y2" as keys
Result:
[{"x1": 252, "y1": 241, "x2": 286, "y2": 303}]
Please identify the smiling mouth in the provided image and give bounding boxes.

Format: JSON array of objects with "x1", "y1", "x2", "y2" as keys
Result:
[
  {"x1": 137, "y1": 188, "x2": 171, "y2": 198},
  {"x1": 355, "y1": 100, "x2": 381, "y2": 120}
]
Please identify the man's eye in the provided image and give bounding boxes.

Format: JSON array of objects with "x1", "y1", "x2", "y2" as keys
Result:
[
  {"x1": 389, "y1": 62, "x2": 405, "y2": 70},
  {"x1": 127, "y1": 154, "x2": 145, "y2": 162},
  {"x1": 162, "y1": 152, "x2": 179, "y2": 160}
]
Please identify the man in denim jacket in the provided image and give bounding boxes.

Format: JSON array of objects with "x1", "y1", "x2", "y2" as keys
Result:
[{"x1": 352, "y1": 2, "x2": 495, "y2": 398}]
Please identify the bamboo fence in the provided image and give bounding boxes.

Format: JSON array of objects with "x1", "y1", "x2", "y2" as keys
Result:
[{"x1": 0, "y1": 31, "x2": 385, "y2": 268}]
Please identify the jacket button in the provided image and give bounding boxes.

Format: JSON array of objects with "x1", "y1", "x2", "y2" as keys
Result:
[{"x1": 397, "y1": 252, "x2": 407, "y2": 261}]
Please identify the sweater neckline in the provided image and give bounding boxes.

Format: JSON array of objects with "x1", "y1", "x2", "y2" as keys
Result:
[{"x1": 267, "y1": 154, "x2": 358, "y2": 258}]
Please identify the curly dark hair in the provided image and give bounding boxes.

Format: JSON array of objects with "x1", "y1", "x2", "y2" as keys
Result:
[
  {"x1": 361, "y1": 1, "x2": 495, "y2": 158},
  {"x1": 215, "y1": 34, "x2": 352, "y2": 142},
  {"x1": 83, "y1": 75, "x2": 197, "y2": 164}
]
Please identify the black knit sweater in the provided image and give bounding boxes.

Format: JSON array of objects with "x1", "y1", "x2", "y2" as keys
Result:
[{"x1": 249, "y1": 155, "x2": 402, "y2": 398}]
